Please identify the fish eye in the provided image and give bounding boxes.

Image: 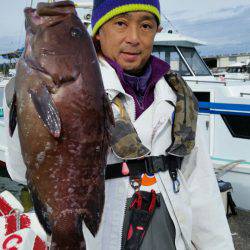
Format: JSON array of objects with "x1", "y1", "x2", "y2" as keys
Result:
[{"x1": 70, "y1": 27, "x2": 83, "y2": 38}]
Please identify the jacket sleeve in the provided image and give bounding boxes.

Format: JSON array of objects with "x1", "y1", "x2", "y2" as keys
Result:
[{"x1": 182, "y1": 126, "x2": 235, "y2": 250}]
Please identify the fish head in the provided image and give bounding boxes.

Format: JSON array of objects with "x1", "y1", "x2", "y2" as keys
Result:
[{"x1": 23, "y1": 1, "x2": 91, "y2": 85}]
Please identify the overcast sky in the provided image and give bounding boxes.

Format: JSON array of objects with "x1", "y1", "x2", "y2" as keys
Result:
[{"x1": 0, "y1": 0, "x2": 250, "y2": 56}]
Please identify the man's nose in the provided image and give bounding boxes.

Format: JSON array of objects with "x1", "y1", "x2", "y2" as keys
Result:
[{"x1": 125, "y1": 25, "x2": 140, "y2": 46}]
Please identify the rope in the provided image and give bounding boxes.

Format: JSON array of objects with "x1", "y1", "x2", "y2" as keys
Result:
[{"x1": 162, "y1": 13, "x2": 179, "y2": 33}]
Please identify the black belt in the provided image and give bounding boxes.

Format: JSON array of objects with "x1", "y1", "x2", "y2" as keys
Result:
[{"x1": 105, "y1": 155, "x2": 182, "y2": 180}]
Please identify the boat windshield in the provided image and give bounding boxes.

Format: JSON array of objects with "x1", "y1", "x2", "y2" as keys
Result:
[
  {"x1": 178, "y1": 47, "x2": 211, "y2": 76},
  {"x1": 152, "y1": 46, "x2": 192, "y2": 76}
]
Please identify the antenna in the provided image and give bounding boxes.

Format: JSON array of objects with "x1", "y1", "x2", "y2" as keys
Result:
[{"x1": 161, "y1": 13, "x2": 179, "y2": 34}]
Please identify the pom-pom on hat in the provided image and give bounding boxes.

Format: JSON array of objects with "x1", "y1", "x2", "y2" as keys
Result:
[{"x1": 91, "y1": 0, "x2": 161, "y2": 36}]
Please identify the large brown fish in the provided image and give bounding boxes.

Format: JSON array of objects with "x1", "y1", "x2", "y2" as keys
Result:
[{"x1": 9, "y1": 1, "x2": 113, "y2": 249}]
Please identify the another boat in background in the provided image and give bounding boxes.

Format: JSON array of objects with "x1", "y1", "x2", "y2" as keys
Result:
[
  {"x1": 213, "y1": 62, "x2": 250, "y2": 83},
  {"x1": 153, "y1": 31, "x2": 250, "y2": 210}
]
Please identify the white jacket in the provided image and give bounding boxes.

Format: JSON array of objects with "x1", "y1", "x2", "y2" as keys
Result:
[
  {"x1": 82, "y1": 57, "x2": 234, "y2": 250},
  {"x1": 4, "y1": 57, "x2": 234, "y2": 250}
]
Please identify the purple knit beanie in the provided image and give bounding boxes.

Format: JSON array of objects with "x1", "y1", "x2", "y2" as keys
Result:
[{"x1": 91, "y1": 0, "x2": 161, "y2": 36}]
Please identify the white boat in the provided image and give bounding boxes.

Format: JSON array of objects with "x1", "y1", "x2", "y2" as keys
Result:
[
  {"x1": 153, "y1": 32, "x2": 250, "y2": 210},
  {"x1": 0, "y1": 79, "x2": 10, "y2": 164},
  {"x1": 213, "y1": 62, "x2": 250, "y2": 83}
]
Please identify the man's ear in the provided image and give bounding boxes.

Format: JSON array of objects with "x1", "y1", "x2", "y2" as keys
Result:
[
  {"x1": 95, "y1": 28, "x2": 102, "y2": 40},
  {"x1": 95, "y1": 33, "x2": 100, "y2": 41},
  {"x1": 157, "y1": 25, "x2": 163, "y2": 33}
]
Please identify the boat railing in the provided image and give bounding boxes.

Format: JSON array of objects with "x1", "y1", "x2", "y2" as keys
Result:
[
  {"x1": 240, "y1": 93, "x2": 250, "y2": 97},
  {"x1": 225, "y1": 78, "x2": 250, "y2": 82},
  {"x1": 0, "y1": 77, "x2": 12, "y2": 84},
  {"x1": 185, "y1": 79, "x2": 227, "y2": 86}
]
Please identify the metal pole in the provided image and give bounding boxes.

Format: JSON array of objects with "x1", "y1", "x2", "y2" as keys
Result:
[
  {"x1": 45, "y1": 1, "x2": 93, "y2": 8},
  {"x1": 74, "y1": 2, "x2": 93, "y2": 8}
]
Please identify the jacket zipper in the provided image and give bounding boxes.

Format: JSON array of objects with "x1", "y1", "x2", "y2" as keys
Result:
[
  {"x1": 125, "y1": 95, "x2": 137, "y2": 122},
  {"x1": 119, "y1": 97, "x2": 145, "y2": 250},
  {"x1": 120, "y1": 181, "x2": 130, "y2": 250},
  {"x1": 118, "y1": 95, "x2": 135, "y2": 249}
]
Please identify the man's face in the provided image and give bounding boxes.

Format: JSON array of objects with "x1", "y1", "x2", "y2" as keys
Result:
[{"x1": 96, "y1": 11, "x2": 160, "y2": 74}]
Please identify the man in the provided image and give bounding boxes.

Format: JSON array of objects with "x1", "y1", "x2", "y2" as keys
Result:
[{"x1": 80, "y1": 0, "x2": 235, "y2": 249}]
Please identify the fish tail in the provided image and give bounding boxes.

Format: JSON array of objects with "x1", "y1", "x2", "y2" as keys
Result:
[{"x1": 50, "y1": 211, "x2": 85, "y2": 250}]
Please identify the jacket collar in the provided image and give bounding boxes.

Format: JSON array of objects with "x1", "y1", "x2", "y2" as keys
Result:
[
  {"x1": 98, "y1": 56, "x2": 126, "y2": 99},
  {"x1": 98, "y1": 56, "x2": 176, "y2": 104}
]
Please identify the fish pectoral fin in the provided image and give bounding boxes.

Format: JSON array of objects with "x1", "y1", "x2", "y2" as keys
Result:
[
  {"x1": 9, "y1": 92, "x2": 17, "y2": 137},
  {"x1": 29, "y1": 85, "x2": 61, "y2": 138},
  {"x1": 5, "y1": 77, "x2": 15, "y2": 108}
]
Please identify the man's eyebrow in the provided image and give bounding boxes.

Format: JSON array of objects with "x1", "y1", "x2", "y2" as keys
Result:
[
  {"x1": 139, "y1": 15, "x2": 156, "y2": 21},
  {"x1": 113, "y1": 13, "x2": 131, "y2": 19}
]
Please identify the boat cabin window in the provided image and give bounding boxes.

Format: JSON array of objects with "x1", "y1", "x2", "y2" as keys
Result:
[
  {"x1": 222, "y1": 114, "x2": 250, "y2": 139},
  {"x1": 152, "y1": 46, "x2": 192, "y2": 76},
  {"x1": 178, "y1": 47, "x2": 211, "y2": 76},
  {"x1": 193, "y1": 91, "x2": 210, "y2": 102},
  {"x1": 226, "y1": 67, "x2": 247, "y2": 73}
]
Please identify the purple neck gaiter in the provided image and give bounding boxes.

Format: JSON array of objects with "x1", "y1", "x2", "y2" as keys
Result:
[
  {"x1": 105, "y1": 57, "x2": 152, "y2": 103},
  {"x1": 123, "y1": 64, "x2": 152, "y2": 103},
  {"x1": 105, "y1": 56, "x2": 170, "y2": 118}
]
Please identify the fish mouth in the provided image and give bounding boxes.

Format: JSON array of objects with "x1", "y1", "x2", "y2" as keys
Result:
[
  {"x1": 36, "y1": 1, "x2": 75, "y2": 16},
  {"x1": 24, "y1": 1, "x2": 75, "y2": 31},
  {"x1": 24, "y1": 8, "x2": 44, "y2": 28}
]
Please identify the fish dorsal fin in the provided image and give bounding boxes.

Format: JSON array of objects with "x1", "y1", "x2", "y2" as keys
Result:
[
  {"x1": 5, "y1": 77, "x2": 17, "y2": 137},
  {"x1": 9, "y1": 93, "x2": 17, "y2": 137}
]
